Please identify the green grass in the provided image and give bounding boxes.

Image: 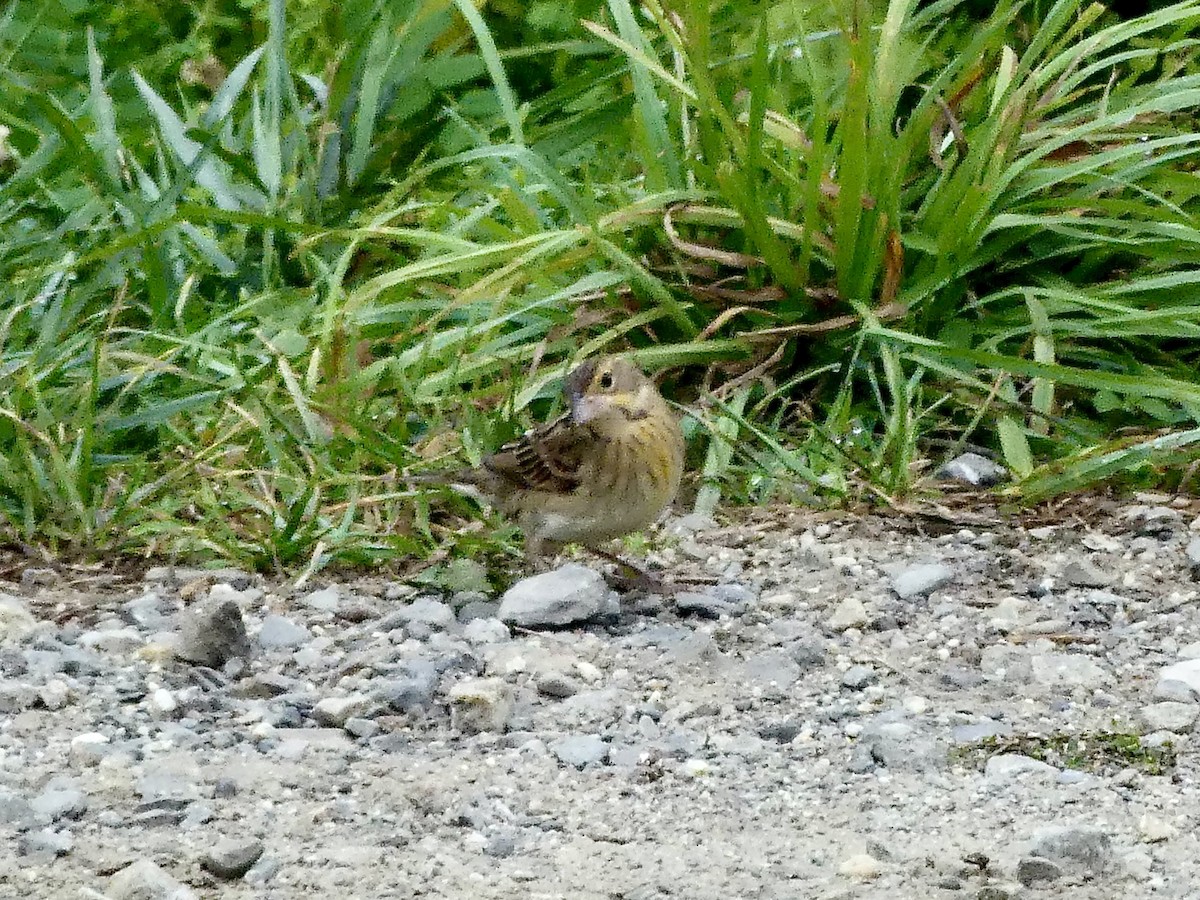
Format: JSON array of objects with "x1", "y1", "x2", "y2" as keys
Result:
[{"x1": 0, "y1": 0, "x2": 1199, "y2": 572}]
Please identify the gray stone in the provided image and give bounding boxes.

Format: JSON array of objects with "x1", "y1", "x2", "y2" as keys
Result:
[
  {"x1": 1139, "y1": 701, "x2": 1198, "y2": 733},
  {"x1": 0, "y1": 593, "x2": 37, "y2": 643},
  {"x1": 498, "y1": 564, "x2": 617, "y2": 628},
  {"x1": 1062, "y1": 558, "x2": 1110, "y2": 588},
  {"x1": 1028, "y1": 826, "x2": 1114, "y2": 876},
  {"x1": 536, "y1": 674, "x2": 580, "y2": 698},
  {"x1": 201, "y1": 838, "x2": 265, "y2": 879},
  {"x1": 984, "y1": 754, "x2": 1057, "y2": 780},
  {"x1": 79, "y1": 627, "x2": 144, "y2": 654},
  {"x1": 257, "y1": 614, "x2": 310, "y2": 650},
  {"x1": 1158, "y1": 658, "x2": 1200, "y2": 697},
  {"x1": 108, "y1": 859, "x2": 199, "y2": 900},
  {"x1": 937, "y1": 453, "x2": 1008, "y2": 487},
  {"x1": 375, "y1": 660, "x2": 439, "y2": 710},
  {"x1": 175, "y1": 599, "x2": 251, "y2": 667},
  {"x1": 124, "y1": 592, "x2": 170, "y2": 629},
  {"x1": 312, "y1": 694, "x2": 373, "y2": 727},
  {"x1": 300, "y1": 586, "x2": 341, "y2": 612},
  {"x1": 344, "y1": 717, "x2": 379, "y2": 739},
  {"x1": 392, "y1": 596, "x2": 456, "y2": 630},
  {"x1": 841, "y1": 665, "x2": 878, "y2": 690},
  {"x1": 891, "y1": 564, "x2": 954, "y2": 600},
  {"x1": 674, "y1": 591, "x2": 736, "y2": 619},
  {"x1": 484, "y1": 833, "x2": 517, "y2": 858},
  {"x1": 38, "y1": 679, "x2": 70, "y2": 711},
  {"x1": 1030, "y1": 652, "x2": 1106, "y2": 689},
  {"x1": 1186, "y1": 537, "x2": 1200, "y2": 569},
  {"x1": 1153, "y1": 679, "x2": 1199, "y2": 703},
  {"x1": 448, "y1": 678, "x2": 514, "y2": 734},
  {"x1": 550, "y1": 734, "x2": 609, "y2": 768},
  {"x1": 463, "y1": 617, "x2": 509, "y2": 644},
  {"x1": 0, "y1": 787, "x2": 33, "y2": 826},
  {"x1": 0, "y1": 683, "x2": 36, "y2": 713},
  {"x1": 30, "y1": 786, "x2": 88, "y2": 822},
  {"x1": 827, "y1": 597, "x2": 870, "y2": 631},
  {"x1": 17, "y1": 828, "x2": 73, "y2": 859}
]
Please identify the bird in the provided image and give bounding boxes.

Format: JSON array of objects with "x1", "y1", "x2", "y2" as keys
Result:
[{"x1": 412, "y1": 356, "x2": 685, "y2": 583}]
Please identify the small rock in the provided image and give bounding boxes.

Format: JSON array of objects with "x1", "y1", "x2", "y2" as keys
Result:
[
  {"x1": 536, "y1": 674, "x2": 580, "y2": 699},
  {"x1": 148, "y1": 688, "x2": 178, "y2": 719},
  {"x1": 937, "y1": 452, "x2": 1008, "y2": 487},
  {"x1": 1028, "y1": 825, "x2": 1114, "y2": 876},
  {"x1": 952, "y1": 720, "x2": 1012, "y2": 744},
  {"x1": 448, "y1": 678, "x2": 514, "y2": 734},
  {"x1": 1158, "y1": 658, "x2": 1200, "y2": 697},
  {"x1": 484, "y1": 833, "x2": 516, "y2": 858},
  {"x1": 463, "y1": 617, "x2": 509, "y2": 644},
  {"x1": 1139, "y1": 701, "x2": 1198, "y2": 733},
  {"x1": 17, "y1": 828, "x2": 73, "y2": 859},
  {"x1": 1062, "y1": 558, "x2": 1110, "y2": 588},
  {"x1": 1153, "y1": 678, "x2": 1198, "y2": 703},
  {"x1": 301, "y1": 586, "x2": 341, "y2": 613},
  {"x1": 256, "y1": 614, "x2": 310, "y2": 650},
  {"x1": 674, "y1": 591, "x2": 735, "y2": 619},
  {"x1": 392, "y1": 596, "x2": 456, "y2": 630},
  {"x1": 175, "y1": 599, "x2": 251, "y2": 667},
  {"x1": 1138, "y1": 813, "x2": 1175, "y2": 843},
  {"x1": 891, "y1": 564, "x2": 954, "y2": 600},
  {"x1": 550, "y1": 734, "x2": 608, "y2": 768},
  {"x1": 984, "y1": 754, "x2": 1057, "y2": 781},
  {"x1": 839, "y1": 853, "x2": 882, "y2": 881},
  {"x1": 827, "y1": 597, "x2": 870, "y2": 631},
  {"x1": 0, "y1": 682, "x2": 36, "y2": 713},
  {"x1": 69, "y1": 732, "x2": 111, "y2": 766},
  {"x1": 976, "y1": 888, "x2": 1021, "y2": 900},
  {"x1": 344, "y1": 717, "x2": 379, "y2": 739},
  {"x1": 1016, "y1": 855, "x2": 1063, "y2": 886},
  {"x1": 38, "y1": 679, "x2": 71, "y2": 711},
  {"x1": 0, "y1": 787, "x2": 33, "y2": 826},
  {"x1": 79, "y1": 627, "x2": 144, "y2": 654},
  {"x1": 201, "y1": 838, "x2": 265, "y2": 879},
  {"x1": 841, "y1": 665, "x2": 877, "y2": 690},
  {"x1": 108, "y1": 859, "x2": 199, "y2": 900},
  {"x1": 312, "y1": 694, "x2": 373, "y2": 727},
  {"x1": 30, "y1": 786, "x2": 88, "y2": 822},
  {"x1": 497, "y1": 564, "x2": 617, "y2": 628},
  {"x1": 1030, "y1": 652, "x2": 1107, "y2": 689},
  {"x1": 0, "y1": 593, "x2": 36, "y2": 643},
  {"x1": 1186, "y1": 537, "x2": 1200, "y2": 570}
]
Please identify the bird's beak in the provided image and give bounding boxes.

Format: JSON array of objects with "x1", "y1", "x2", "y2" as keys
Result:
[{"x1": 571, "y1": 394, "x2": 608, "y2": 425}]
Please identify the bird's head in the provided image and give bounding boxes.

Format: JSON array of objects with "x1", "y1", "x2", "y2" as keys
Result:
[{"x1": 564, "y1": 356, "x2": 661, "y2": 433}]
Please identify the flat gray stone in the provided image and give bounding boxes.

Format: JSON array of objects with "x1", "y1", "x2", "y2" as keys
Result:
[
  {"x1": 827, "y1": 597, "x2": 870, "y2": 631},
  {"x1": 1030, "y1": 652, "x2": 1106, "y2": 689},
  {"x1": 108, "y1": 859, "x2": 199, "y2": 900},
  {"x1": 550, "y1": 734, "x2": 609, "y2": 768},
  {"x1": 0, "y1": 593, "x2": 37, "y2": 643},
  {"x1": 1139, "y1": 701, "x2": 1198, "y2": 734},
  {"x1": 312, "y1": 694, "x2": 372, "y2": 727},
  {"x1": 1027, "y1": 825, "x2": 1114, "y2": 876},
  {"x1": 17, "y1": 828, "x2": 73, "y2": 859},
  {"x1": 498, "y1": 564, "x2": 617, "y2": 628},
  {"x1": 448, "y1": 678, "x2": 514, "y2": 734},
  {"x1": 1016, "y1": 856, "x2": 1064, "y2": 887},
  {"x1": 891, "y1": 564, "x2": 954, "y2": 600},
  {"x1": 952, "y1": 720, "x2": 1012, "y2": 744},
  {"x1": 300, "y1": 586, "x2": 341, "y2": 612},
  {"x1": 30, "y1": 786, "x2": 88, "y2": 823},
  {"x1": 201, "y1": 838, "x2": 264, "y2": 879},
  {"x1": 984, "y1": 754, "x2": 1057, "y2": 781},
  {"x1": 1159, "y1": 658, "x2": 1200, "y2": 697},
  {"x1": 841, "y1": 665, "x2": 878, "y2": 690},
  {"x1": 257, "y1": 614, "x2": 310, "y2": 650},
  {"x1": 1186, "y1": 537, "x2": 1200, "y2": 568},
  {"x1": 175, "y1": 599, "x2": 251, "y2": 667},
  {"x1": 392, "y1": 596, "x2": 455, "y2": 630},
  {"x1": 1062, "y1": 558, "x2": 1111, "y2": 588}
]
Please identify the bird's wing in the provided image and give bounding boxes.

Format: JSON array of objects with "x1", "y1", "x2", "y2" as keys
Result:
[{"x1": 482, "y1": 413, "x2": 590, "y2": 494}]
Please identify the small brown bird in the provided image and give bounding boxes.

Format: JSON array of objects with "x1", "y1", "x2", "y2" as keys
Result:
[{"x1": 418, "y1": 356, "x2": 685, "y2": 570}]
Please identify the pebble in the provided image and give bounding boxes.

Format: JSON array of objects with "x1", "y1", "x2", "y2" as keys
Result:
[
  {"x1": 1139, "y1": 701, "x2": 1198, "y2": 733},
  {"x1": 175, "y1": 599, "x2": 251, "y2": 667},
  {"x1": 891, "y1": 563, "x2": 954, "y2": 600},
  {"x1": 257, "y1": 614, "x2": 310, "y2": 649},
  {"x1": 1138, "y1": 812, "x2": 1176, "y2": 843},
  {"x1": 448, "y1": 678, "x2": 514, "y2": 734},
  {"x1": 1062, "y1": 558, "x2": 1111, "y2": 588},
  {"x1": 1157, "y1": 658, "x2": 1200, "y2": 696},
  {"x1": 391, "y1": 596, "x2": 456, "y2": 629},
  {"x1": 17, "y1": 828, "x2": 74, "y2": 859},
  {"x1": 827, "y1": 597, "x2": 870, "y2": 631},
  {"x1": 79, "y1": 627, "x2": 144, "y2": 654},
  {"x1": 0, "y1": 593, "x2": 36, "y2": 642},
  {"x1": 841, "y1": 665, "x2": 877, "y2": 690},
  {"x1": 497, "y1": 564, "x2": 618, "y2": 628},
  {"x1": 301, "y1": 586, "x2": 341, "y2": 612},
  {"x1": 674, "y1": 591, "x2": 735, "y2": 619},
  {"x1": 312, "y1": 694, "x2": 373, "y2": 727},
  {"x1": 108, "y1": 859, "x2": 199, "y2": 900},
  {"x1": 30, "y1": 786, "x2": 88, "y2": 822},
  {"x1": 1027, "y1": 825, "x2": 1114, "y2": 876},
  {"x1": 201, "y1": 838, "x2": 265, "y2": 879},
  {"x1": 550, "y1": 734, "x2": 609, "y2": 768},
  {"x1": 1016, "y1": 856, "x2": 1064, "y2": 887},
  {"x1": 838, "y1": 853, "x2": 882, "y2": 880},
  {"x1": 984, "y1": 754, "x2": 1057, "y2": 781}
]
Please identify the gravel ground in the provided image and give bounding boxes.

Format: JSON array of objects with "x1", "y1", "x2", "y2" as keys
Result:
[{"x1": 3, "y1": 492, "x2": 1200, "y2": 899}]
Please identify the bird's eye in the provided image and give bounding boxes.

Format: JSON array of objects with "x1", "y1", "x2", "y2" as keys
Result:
[{"x1": 598, "y1": 371, "x2": 614, "y2": 389}]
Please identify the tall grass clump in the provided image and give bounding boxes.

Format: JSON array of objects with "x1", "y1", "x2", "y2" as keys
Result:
[{"x1": 0, "y1": 0, "x2": 1197, "y2": 572}]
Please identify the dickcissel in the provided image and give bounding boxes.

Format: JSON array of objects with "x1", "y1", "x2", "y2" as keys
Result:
[{"x1": 417, "y1": 356, "x2": 685, "y2": 571}]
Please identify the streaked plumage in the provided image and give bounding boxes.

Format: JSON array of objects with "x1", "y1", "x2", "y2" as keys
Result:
[{"x1": 420, "y1": 356, "x2": 685, "y2": 562}]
